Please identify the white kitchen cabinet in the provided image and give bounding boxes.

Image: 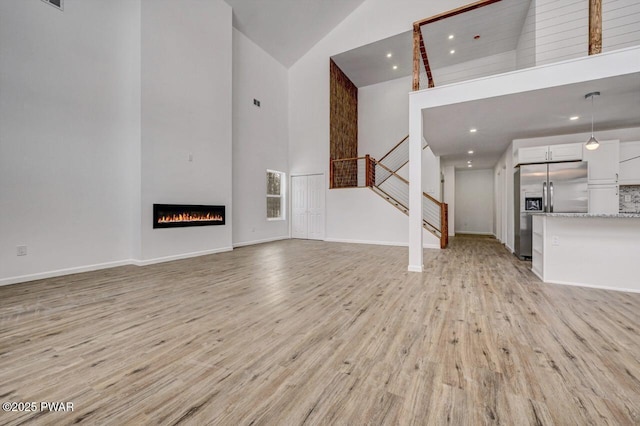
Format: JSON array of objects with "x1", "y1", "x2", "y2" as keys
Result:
[
  {"x1": 619, "y1": 141, "x2": 640, "y2": 184},
  {"x1": 548, "y1": 143, "x2": 583, "y2": 162},
  {"x1": 588, "y1": 184, "x2": 619, "y2": 214},
  {"x1": 516, "y1": 146, "x2": 549, "y2": 165},
  {"x1": 516, "y1": 143, "x2": 582, "y2": 166},
  {"x1": 583, "y1": 139, "x2": 620, "y2": 184}
]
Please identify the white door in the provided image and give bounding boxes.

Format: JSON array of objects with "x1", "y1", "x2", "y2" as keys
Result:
[
  {"x1": 291, "y1": 174, "x2": 325, "y2": 240},
  {"x1": 292, "y1": 176, "x2": 308, "y2": 239}
]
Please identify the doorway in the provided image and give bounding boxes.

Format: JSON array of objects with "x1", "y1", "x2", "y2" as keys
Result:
[{"x1": 291, "y1": 174, "x2": 325, "y2": 240}]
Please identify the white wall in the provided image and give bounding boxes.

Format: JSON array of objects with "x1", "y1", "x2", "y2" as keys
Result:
[
  {"x1": 433, "y1": 51, "x2": 516, "y2": 87},
  {"x1": 603, "y1": 0, "x2": 640, "y2": 52},
  {"x1": 359, "y1": 76, "x2": 411, "y2": 159},
  {"x1": 455, "y1": 169, "x2": 494, "y2": 234},
  {"x1": 140, "y1": 0, "x2": 233, "y2": 262},
  {"x1": 0, "y1": 0, "x2": 141, "y2": 284},
  {"x1": 232, "y1": 29, "x2": 289, "y2": 247},
  {"x1": 358, "y1": 75, "x2": 441, "y2": 199},
  {"x1": 442, "y1": 165, "x2": 456, "y2": 237},
  {"x1": 516, "y1": 0, "x2": 536, "y2": 69},
  {"x1": 535, "y1": 0, "x2": 587, "y2": 66},
  {"x1": 326, "y1": 188, "x2": 440, "y2": 248}
]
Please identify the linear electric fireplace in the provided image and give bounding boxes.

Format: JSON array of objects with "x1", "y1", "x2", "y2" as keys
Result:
[{"x1": 153, "y1": 204, "x2": 225, "y2": 229}]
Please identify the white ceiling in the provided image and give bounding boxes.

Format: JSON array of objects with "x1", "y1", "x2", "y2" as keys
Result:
[
  {"x1": 224, "y1": 0, "x2": 366, "y2": 68},
  {"x1": 422, "y1": 0, "x2": 531, "y2": 72},
  {"x1": 330, "y1": 0, "x2": 531, "y2": 88},
  {"x1": 422, "y1": 73, "x2": 640, "y2": 170},
  {"x1": 331, "y1": 31, "x2": 413, "y2": 87}
]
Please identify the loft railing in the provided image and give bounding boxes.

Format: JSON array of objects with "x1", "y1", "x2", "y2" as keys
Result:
[
  {"x1": 411, "y1": 0, "x2": 640, "y2": 91},
  {"x1": 330, "y1": 156, "x2": 449, "y2": 248}
]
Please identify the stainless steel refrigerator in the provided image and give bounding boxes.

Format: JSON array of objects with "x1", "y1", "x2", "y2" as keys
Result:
[{"x1": 514, "y1": 161, "x2": 588, "y2": 259}]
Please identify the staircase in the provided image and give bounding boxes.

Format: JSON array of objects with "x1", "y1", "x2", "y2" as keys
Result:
[{"x1": 330, "y1": 135, "x2": 448, "y2": 249}]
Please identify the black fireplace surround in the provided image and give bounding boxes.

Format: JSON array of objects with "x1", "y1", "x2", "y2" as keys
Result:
[{"x1": 153, "y1": 204, "x2": 225, "y2": 229}]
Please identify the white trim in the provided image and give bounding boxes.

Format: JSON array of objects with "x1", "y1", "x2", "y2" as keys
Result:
[
  {"x1": 325, "y1": 238, "x2": 440, "y2": 249},
  {"x1": 455, "y1": 231, "x2": 495, "y2": 236},
  {"x1": 132, "y1": 247, "x2": 233, "y2": 266},
  {"x1": 0, "y1": 259, "x2": 133, "y2": 287},
  {"x1": 408, "y1": 264, "x2": 424, "y2": 273},
  {"x1": 505, "y1": 243, "x2": 514, "y2": 253},
  {"x1": 538, "y1": 278, "x2": 640, "y2": 294},
  {"x1": 233, "y1": 236, "x2": 289, "y2": 248}
]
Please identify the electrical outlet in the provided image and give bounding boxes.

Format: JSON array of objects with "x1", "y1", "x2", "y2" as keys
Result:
[
  {"x1": 17, "y1": 245, "x2": 27, "y2": 256},
  {"x1": 552, "y1": 236, "x2": 560, "y2": 246}
]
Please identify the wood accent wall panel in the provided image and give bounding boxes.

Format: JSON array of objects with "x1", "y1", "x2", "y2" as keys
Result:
[
  {"x1": 589, "y1": 0, "x2": 602, "y2": 55},
  {"x1": 330, "y1": 59, "x2": 358, "y2": 187}
]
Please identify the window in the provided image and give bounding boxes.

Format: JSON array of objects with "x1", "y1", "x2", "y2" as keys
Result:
[{"x1": 266, "y1": 170, "x2": 285, "y2": 220}]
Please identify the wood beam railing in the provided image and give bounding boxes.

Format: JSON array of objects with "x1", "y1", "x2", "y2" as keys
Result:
[{"x1": 412, "y1": 0, "x2": 502, "y2": 91}]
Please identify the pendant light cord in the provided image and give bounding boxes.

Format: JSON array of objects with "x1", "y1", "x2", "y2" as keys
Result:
[{"x1": 591, "y1": 94, "x2": 595, "y2": 137}]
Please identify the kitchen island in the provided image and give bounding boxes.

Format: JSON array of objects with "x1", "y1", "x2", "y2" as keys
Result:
[{"x1": 531, "y1": 213, "x2": 640, "y2": 293}]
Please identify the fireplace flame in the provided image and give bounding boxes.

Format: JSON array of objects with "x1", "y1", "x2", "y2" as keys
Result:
[{"x1": 157, "y1": 212, "x2": 224, "y2": 224}]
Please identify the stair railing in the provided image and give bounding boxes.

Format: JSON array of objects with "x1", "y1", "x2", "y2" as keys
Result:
[{"x1": 329, "y1": 156, "x2": 448, "y2": 248}]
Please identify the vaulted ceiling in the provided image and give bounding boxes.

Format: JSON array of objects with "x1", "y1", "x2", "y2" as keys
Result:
[{"x1": 224, "y1": 0, "x2": 366, "y2": 68}]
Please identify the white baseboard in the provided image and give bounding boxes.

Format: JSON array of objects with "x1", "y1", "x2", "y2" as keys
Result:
[
  {"x1": 133, "y1": 246, "x2": 233, "y2": 266},
  {"x1": 455, "y1": 231, "x2": 494, "y2": 235},
  {"x1": 0, "y1": 259, "x2": 133, "y2": 287},
  {"x1": 505, "y1": 243, "x2": 514, "y2": 253},
  {"x1": 408, "y1": 264, "x2": 424, "y2": 272},
  {"x1": 325, "y1": 238, "x2": 440, "y2": 250},
  {"x1": 1, "y1": 247, "x2": 234, "y2": 287},
  {"x1": 233, "y1": 236, "x2": 289, "y2": 248},
  {"x1": 542, "y1": 279, "x2": 640, "y2": 294}
]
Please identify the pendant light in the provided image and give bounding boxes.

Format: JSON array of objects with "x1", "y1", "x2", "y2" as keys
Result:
[{"x1": 584, "y1": 91, "x2": 600, "y2": 151}]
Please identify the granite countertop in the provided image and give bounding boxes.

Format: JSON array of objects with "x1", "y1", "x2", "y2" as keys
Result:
[{"x1": 530, "y1": 212, "x2": 640, "y2": 218}]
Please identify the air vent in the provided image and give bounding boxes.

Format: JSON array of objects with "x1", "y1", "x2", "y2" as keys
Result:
[{"x1": 41, "y1": 0, "x2": 63, "y2": 11}]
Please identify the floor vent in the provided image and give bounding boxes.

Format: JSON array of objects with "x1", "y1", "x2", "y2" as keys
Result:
[{"x1": 41, "y1": 0, "x2": 63, "y2": 11}]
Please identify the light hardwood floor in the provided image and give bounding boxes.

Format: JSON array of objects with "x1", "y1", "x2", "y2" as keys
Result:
[{"x1": 1, "y1": 236, "x2": 639, "y2": 425}]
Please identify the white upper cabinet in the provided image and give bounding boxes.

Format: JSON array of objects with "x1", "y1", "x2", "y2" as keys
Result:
[
  {"x1": 516, "y1": 146, "x2": 549, "y2": 165},
  {"x1": 583, "y1": 140, "x2": 620, "y2": 185},
  {"x1": 619, "y1": 141, "x2": 640, "y2": 184},
  {"x1": 516, "y1": 143, "x2": 583, "y2": 166},
  {"x1": 548, "y1": 143, "x2": 583, "y2": 162}
]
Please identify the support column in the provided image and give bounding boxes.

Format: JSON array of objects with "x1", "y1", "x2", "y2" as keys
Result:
[
  {"x1": 408, "y1": 97, "x2": 423, "y2": 272},
  {"x1": 589, "y1": 0, "x2": 602, "y2": 55}
]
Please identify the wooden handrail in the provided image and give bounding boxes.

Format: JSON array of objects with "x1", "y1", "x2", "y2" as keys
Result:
[
  {"x1": 372, "y1": 159, "x2": 409, "y2": 185},
  {"x1": 413, "y1": 0, "x2": 501, "y2": 27},
  {"x1": 332, "y1": 156, "x2": 366, "y2": 162},
  {"x1": 378, "y1": 135, "x2": 408, "y2": 163}
]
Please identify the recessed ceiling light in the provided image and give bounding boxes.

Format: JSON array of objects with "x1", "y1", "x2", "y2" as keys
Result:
[
  {"x1": 467, "y1": 160, "x2": 472, "y2": 164},
  {"x1": 468, "y1": 150, "x2": 474, "y2": 154},
  {"x1": 468, "y1": 164, "x2": 473, "y2": 168},
  {"x1": 570, "y1": 116, "x2": 579, "y2": 120},
  {"x1": 470, "y1": 128, "x2": 477, "y2": 133},
  {"x1": 448, "y1": 35, "x2": 454, "y2": 40},
  {"x1": 450, "y1": 50, "x2": 455, "y2": 54},
  {"x1": 393, "y1": 65, "x2": 398, "y2": 70},
  {"x1": 386, "y1": 53, "x2": 392, "y2": 58}
]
